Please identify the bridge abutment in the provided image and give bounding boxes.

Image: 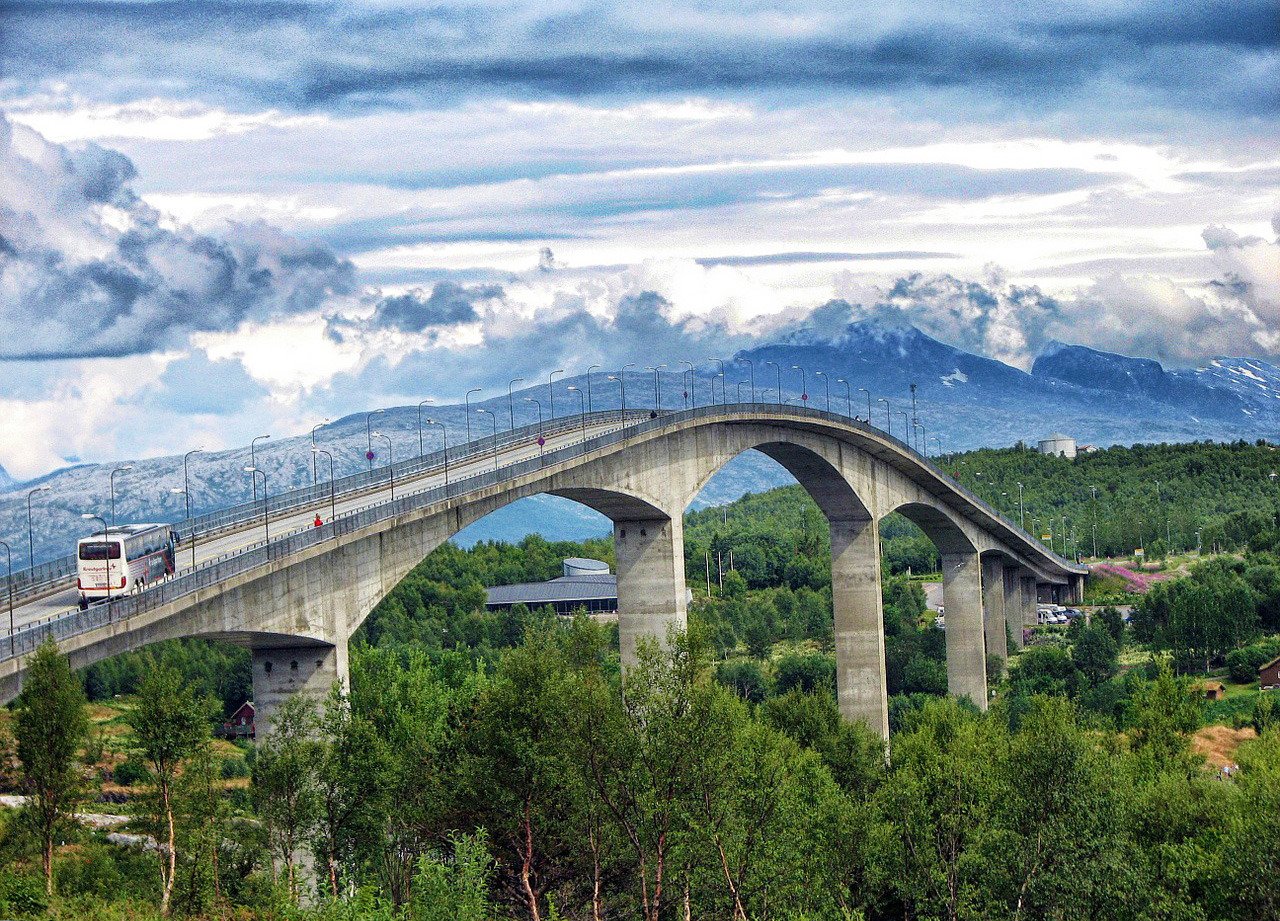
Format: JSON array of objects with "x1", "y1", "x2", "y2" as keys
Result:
[
  {"x1": 614, "y1": 515, "x2": 687, "y2": 667},
  {"x1": 251, "y1": 638, "x2": 347, "y2": 737},
  {"x1": 831, "y1": 516, "x2": 889, "y2": 738},
  {"x1": 942, "y1": 551, "x2": 988, "y2": 709}
]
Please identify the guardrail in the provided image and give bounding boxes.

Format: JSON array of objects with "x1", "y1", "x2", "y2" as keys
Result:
[
  {"x1": 2, "y1": 403, "x2": 1082, "y2": 662},
  {"x1": 3, "y1": 409, "x2": 645, "y2": 604}
]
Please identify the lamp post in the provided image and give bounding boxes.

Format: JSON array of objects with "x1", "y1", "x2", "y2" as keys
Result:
[
  {"x1": 508, "y1": 378, "x2": 525, "y2": 430},
  {"x1": 80, "y1": 514, "x2": 111, "y2": 608},
  {"x1": 897, "y1": 410, "x2": 909, "y2": 440},
  {"x1": 476, "y1": 409, "x2": 498, "y2": 471},
  {"x1": 644, "y1": 365, "x2": 666, "y2": 412},
  {"x1": 425, "y1": 419, "x2": 449, "y2": 484},
  {"x1": 1089, "y1": 485, "x2": 1100, "y2": 559},
  {"x1": 739, "y1": 358, "x2": 755, "y2": 403},
  {"x1": 180, "y1": 449, "x2": 202, "y2": 569},
  {"x1": 760, "y1": 388, "x2": 773, "y2": 403},
  {"x1": 372, "y1": 432, "x2": 394, "y2": 498},
  {"x1": 916, "y1": 422, "x2": 927, "y2": 457},
  {"x1": 836, "y1": 378, "x2": 851, "y2": 416},
  {"x1": 365, "y1": 411, "x2": 384, "y2": 470},
  {"x1": 737, "y1": 380, "x2": 750, "y2": 402},
  {"x1": 705, "y1": 358, "x2": 726, "y2": 405},
  {"x1": 815, "y1": 371, "x2": 831, "y2": 411},
  {"x1": 792, "y1": 366, "x2": 808, "y2": 405},
  {"x1": 309, "y1": 421, "x2": 328, "y2": 485},
  {"x1": 312, "y1": 448, "x2": 337, "y2": 523},
  {"x1": 524, "y1": 398, "x2": 544, "y2": 456},
  {"x1": 548, "y1": 369, "x2": 564, "y2": 420},
  {"x1": 27, "y1": 484, "x2": 50, "y2": 569},
  {"x1": 464, "y1": 389, "x2": 481, "y2": 443},
  {"x1": 858, "y1": 388, "x2": 872, "y2": 422},
  {"x1": 109, "y1": 464, "x2": 133, "y2": 531},
  {"x1": 878, "y1": 398, "x2": 891, "y2": 434},
  {"x1": 417, "y1": 399, "x2": 434, "y2": 456},
  {"x1": 1016, "y1": 482, "x2": 1025, "y2": 530},
  {"x1": 587, "y1": 365, "x2": 601, "y2": 413},
  {"x1": 243, "y1": 468, "x2": 268, "y2": 552},
  {"x1": 0, "y1": 539, "x2": 13, "y2": 656},
  {"x1": 765, "y1": 361, "x2": 782, "y2": 405},
  {"x1": 250, "y1": 435, "x2": 270, "y2": 499},
  {"x1": 567, "y1": 386, "x2": 586, "y2": 452}
]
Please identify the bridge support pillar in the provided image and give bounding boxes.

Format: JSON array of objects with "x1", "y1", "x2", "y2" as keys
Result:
[
  {"x1": 251, "y1": 638, "x2": 348, "y2": 737},
  {"x1": 1003, "y1": 567, "x2": 1024, "y2": 650},
  {"x1": 615, "y1": 515, "x2": 687, "y2": 668},
  {"x1": 1020, "y1": 575, "x2": 1038, "y2": 643},
  {"x1": 981, "y1": 557, "x2": 1007, "y2": 669},
  {"x1": 831, "y1": 517, "x2": 888, "y2": 738},
  {"x1": 942, "y1": 551, "x2": 988, "y2": 710}
]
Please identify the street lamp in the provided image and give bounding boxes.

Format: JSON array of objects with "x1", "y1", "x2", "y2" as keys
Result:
[
  {"x1": 678, "y1": 360, "x2": 695, "y2": 409},
  {"x1": 0, "y1": 539, "x2": 13, "y2": 656},
  {"x1": 365, "y1": 412, "x2": 384, "y2": 470},
  {"x1": 476, "y1": 409, "x2": 499, "y2": 471},
  {"x1": 464, "y1": 389, "x2": 481, "y2": 443},
  {"x1": 180, "y1": 449, "x2": 202, "y2": 569},
  {"x1": 1089, "y1": 485, "x2": 1100, "y2": 559},
  {"x1": 858, "y1": 388, "x2": 872, "y2": 422},
  {"x1": 814, "y1": 371, "x2": 831, "y2": 411},
  {"x1": 80, "y1": 514, "x2": 111, "y2": 606},
  {"x1": 243, "y1": 467, "x2": 269, "y2": 552},
  {"x1": 878, "y1": 398, "x2": 891, "y2": 434},
  {"x1": 548, "y1": 369, "x2": 564, "y2": 420},
  {"x1": 792, "y1": 366, "x2": 808, "y2": 405},
  {"x1": 417, "y1": 399, "x2": 435, "y2": 457},
  {"x1": 372, "y1": 432, "x2": 394, "y2": 498},
  {"x1": 836, "y1": 378, "x2": 851, "y2": 416},
  {"x1": 765, "y1": 361, "x2": 782, "y2": 405},
  {"x1": 704, "y1": 358, "x2": 726, "y2": 405},
  {"x1": 587, "y1": 365, "x2": 601, "y2": 413},
  {"x1": 1016, "y1": 481, "x2": 1025, "y2": 530},
  {"x1": 312, "y1": 449, "x2": 337, "y2": 523},
  {"x1": 250, "y1": 435, "x2": 270, "y2": 499},
  {"x1": 567, "y1": 386, "x2": 586, "y2": 452},
  {"x1": 524, "y1": 398, "x2": 544, "y2": 456},
  {"x1": 508, "y1": 378, "x2": 525, "y2": 430},
  {"x1": 897, "y1": 411, "x2": 909, "y2": 440},
  {"x1": 425, "y1": 419, "x2": 449, "y2": 485},
  {"x1": 109, "y1": 464, "x2": 133, "y2": 531},
  {"x1": 310, "y1": 420, "x2": 328, "y2": 485},
  {"x1": 737, "y1": 380, "x2": 750, "y2": 402},
  {"x1": 738, "y1": 357, "x2": 755, "y2": 403},
  {"x1": 27, "y1": 484, "x2": 50, "y2": 569},
  {"x1": 644, "y1": 365, "x2": 666, "y2": 412}
]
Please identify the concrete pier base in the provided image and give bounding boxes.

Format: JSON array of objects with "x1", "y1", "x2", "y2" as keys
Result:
[
  {"x1": 942, "y1": 551, "x2": 988, "y2": 709},
  {"x1": 831, "y1": 517, "x2": 888, "y2": 738},
  {"x1": 614, "y1": 515, "x2": 687, "y2": 668},
  {"x1": 1004, "y1": 567, "x2": 1024, "y2": 650},
  {"x1": 251, "y1": 639, "x2": 347, "y2": 736}
]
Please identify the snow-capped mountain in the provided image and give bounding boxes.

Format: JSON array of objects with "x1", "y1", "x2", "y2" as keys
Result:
[{"x1": 5, "y1": 319, "x2": 1279, "y2": 565}]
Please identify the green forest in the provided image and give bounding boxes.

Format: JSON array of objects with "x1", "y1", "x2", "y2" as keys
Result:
[{"x1": 3, "y1": 438, "x2": 1280, "y2": 919}]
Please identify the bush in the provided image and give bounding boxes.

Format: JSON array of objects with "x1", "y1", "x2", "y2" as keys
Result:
[
  {"x1": 1253, "y1": 693, "x2": 1278, "y2": 735},
  {"x1": 1226, "y1": 641, "x2": 1280, "y2": 684},
  {"x1": 112, "y1": 756, "x2": 150, "y2": 786},
  {"x1": 220, "y1": 756, "x2": 251, "y2": 779},
  {"x1": 0, "y1": 870, "x2": 48, "y2": 916},
  {"x1": 773, "y1": 651, "x2": 835, "y2": 695},
  {"x1": 716, "y1": 659, "x2": 770, "y2": 704}
]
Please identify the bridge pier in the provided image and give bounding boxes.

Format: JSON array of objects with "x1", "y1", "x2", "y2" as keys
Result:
[
  {"x1": 614, "y1": 515, "x2": 687, "y2": 667},
  {"x1": 251, "y1": 638, "x2": 348, "y2": 737},
  {"x1": 1019, "y1": 575, "x2": 1038, "y2": 646},
  {"x1": 942, "y1": 551, "x2": 988, "y2": 710},
  {"x1": 981, "y1": 556, "x2": 1007, "y2": 668},
  {"x1": 831, "y1": 516, "x2": 888, "y2": 738},
  {"x1": 1003, "y1": 567, "x2": 1024, "y2": 651}
]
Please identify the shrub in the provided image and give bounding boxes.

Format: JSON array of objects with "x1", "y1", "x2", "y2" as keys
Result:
[
  {"x1": 716, "y1": 659, "x2": 770, "y2": 704},
  {"x1": 773, "y1": 651, "x2": 835, "y2": 695},
  {"x1": 112, "y1": 756, "x2": 150, "y2": 787},
  {"x1": 0, "y1": 870, "x2": 48, "y2": 916},
  {"x1": 220, "y1": 756, "x2": 251, "y2": 779}
]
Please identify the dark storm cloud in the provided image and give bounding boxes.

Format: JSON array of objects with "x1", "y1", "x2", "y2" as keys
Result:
[
  {"x1": 0, "y1": 115, "x2": 358, "y2": 360},
  {"x1": 369, "y1": 282, "x2": 500, "y2": 332},
  {"x1": 1, "y1": 2, "x2": 1275, "y2": 121}
]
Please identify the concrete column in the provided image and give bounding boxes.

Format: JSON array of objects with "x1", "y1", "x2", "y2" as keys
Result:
[
  {"x1": 252, "y1": 638, "x2": 348, "y2": 737},
  {"x1": 615, "y1": 515, "x2": 687, "y2": 667},
  {"x1": 1020, "y1": 575, "x2": 1038, "y2": 643},
  {"x1": 981, "y1": 556, "x2": 1007, "y2": 666},
  {"x1": 831, "y1": 516, "x2": 888, "y2": 738},
  {"x1": 942, "y1": 551, "x2": 988, "y2": 709},
  {"x1": 1004, "y1": 567, "x2": 1025, "y2": 650}
]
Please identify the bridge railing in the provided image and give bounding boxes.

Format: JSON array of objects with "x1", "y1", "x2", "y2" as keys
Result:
[
  {"x1": 2, "y1": 402, "x2": 1080, "y2": 662},
  {"x1": 3, "y1": 409, "x2": 647, "y2": 604}
]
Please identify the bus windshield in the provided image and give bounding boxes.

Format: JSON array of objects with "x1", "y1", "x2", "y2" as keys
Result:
[{"x1": 79, "y1": 542, "x2": 121, "y2": 561}]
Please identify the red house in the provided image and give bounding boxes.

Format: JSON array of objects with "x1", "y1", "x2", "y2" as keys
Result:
[
  {"x1": 1261, "y1": 656, "x2": 1280, "y2": 691},
  {"x1": 221, "y1": 701, "x2": 256, "y2": 739}
]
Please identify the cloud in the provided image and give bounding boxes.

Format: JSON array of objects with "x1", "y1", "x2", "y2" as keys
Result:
[
  {"x1": 0, "y1": 114, "x2": 359, "y2": 359},
  {"x1": 367, "y1": 282, "x2": 502, "y2": 333}
]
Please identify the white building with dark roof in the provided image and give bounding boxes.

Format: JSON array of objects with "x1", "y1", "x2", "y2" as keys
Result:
[{"x1": 485, "y1": 559, "x2": 618, "y2": 614}]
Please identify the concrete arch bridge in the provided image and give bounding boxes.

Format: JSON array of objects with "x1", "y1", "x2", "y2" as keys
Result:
[{"x1": 0, "y1": 405, "x2": 1084, "y2": 739}]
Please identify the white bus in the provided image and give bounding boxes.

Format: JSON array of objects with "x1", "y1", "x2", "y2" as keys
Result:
[{"x1": 77, "y1": 524, "x2": 177, "y2": 609}]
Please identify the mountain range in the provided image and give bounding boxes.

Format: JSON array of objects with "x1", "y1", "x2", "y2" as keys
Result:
[{"x1": 5, "y1": 319, "x2": 1279, "y2": 568}]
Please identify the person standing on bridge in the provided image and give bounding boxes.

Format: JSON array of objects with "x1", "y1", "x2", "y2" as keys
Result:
[{"x1": 314, "y1": 514, "x2": 323, "y2": 528}]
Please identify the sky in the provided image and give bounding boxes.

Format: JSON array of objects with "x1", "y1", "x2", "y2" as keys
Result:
[{"x1": 0, "y1": 0, "x2": 1278, "y2": 480}]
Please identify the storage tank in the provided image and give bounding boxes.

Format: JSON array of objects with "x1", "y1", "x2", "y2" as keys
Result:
[
  {"x1": 1038, "y1": 433, "x2": 1077, "y2": 459},
  {"x1": 563, "y1": 557, "x2": 611, "y2": 578}
]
